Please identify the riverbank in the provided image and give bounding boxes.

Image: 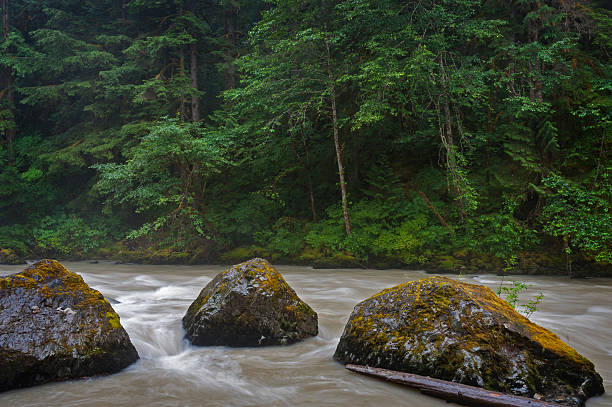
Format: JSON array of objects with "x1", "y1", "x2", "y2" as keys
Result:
[{"x1": 4, "y1": 242, "x2": 611, "y2": 277}]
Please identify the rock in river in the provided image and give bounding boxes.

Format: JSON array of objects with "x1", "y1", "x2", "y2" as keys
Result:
[
  {"x1": 183, "y1": 258, "x2": 318, "y2": 346},
  {"x1": 334, "y1": 276, "x2": 604, "y2": 407},
  {"x1": 0, "y1": 259, "x2": 139, "y2": 392}
]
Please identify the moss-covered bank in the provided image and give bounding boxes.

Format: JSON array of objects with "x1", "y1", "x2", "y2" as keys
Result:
[
  {"x1": 16, "y1": 245, "x2": 607, "y2": 278},
  {"x1": 4, "y1": 238, "x2": 611, "y2": 277}
]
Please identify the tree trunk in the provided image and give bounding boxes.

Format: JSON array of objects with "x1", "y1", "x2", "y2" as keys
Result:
[
  {"x1": 177, "y1": 2, "x2": 187, "y2": 120},
  {"x1": 2, "y1": 0, "x2": 15, "y2": 165},
  {"x1": 300, "y1": 127, "x2": 318, "y2": 223},
  {"x1": 2, "y1": 0, "x2": 7, "y2": 40},
  {"x1": 439, "y1": 57, "x2": 466, "y2": 220},
  {"x1": 350, "y1": 133, "x2": 360, "y2": 190},
  {"x1": 179, "y1": 47, "x2": 186, "y2": 120},
  {"x1": 528, "y1": 16, "x2": 543, "y2": 102},
  {"x1": 528, "y1": 62, "x2": 536, "y2": 102},
  {"x1": 121, "y1": 0, "x2": 126, "y2": 20},
  {"x1": 326, "y1": 39, "x2": 351, "y2": 235},
  {"x1": 190, "y1": 41, "x2": 200, "y2": 122},
  {"x1": 535, "y1": 62, "x2": 543, "y2": 102},
  {"x1": 442, "y1": 92, "x2": 465, "y2": 220},
  {"x1": 443, "y1": 94, "x2": 453, "y2": 149},
  {"x1": 563, "y1": 236, "x2": 572, "y2": 277},
  {"x1": 308, "y1": 179, "x2": 318, "y2": 223},
  {"x1": 592, "y1": 128, "x2": 606, "y2": 188},
  {"x1": 6, "y1": 76, "x2": 14, "y2": 164},
  {"x1": 224, "y1": 3, "x2": 237, "y2": 89},
  {"x1": 417, "y1": 191, "x2": 452, "y2": 233},
  {"x1": 345, "y1": 365, "x2": 564, "y2": 407},
  {"x1": 528, "y1": 62, "x2": 543, "y2": 102},
  {"x1": 331, "y1": 83, "x2": 351, "y2": 235}
]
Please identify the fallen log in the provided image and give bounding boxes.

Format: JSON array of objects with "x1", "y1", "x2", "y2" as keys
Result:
[{"x1": 345, "y1": 364, "x2": 565, "y2": 407}]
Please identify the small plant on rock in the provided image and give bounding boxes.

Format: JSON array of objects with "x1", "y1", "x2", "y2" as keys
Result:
[{"x1": 497, "y1": 278, "x2": 544, "y2": 318}]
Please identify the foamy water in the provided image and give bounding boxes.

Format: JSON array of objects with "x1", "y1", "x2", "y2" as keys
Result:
[{"x1": 0, "y1": 262, "x2": 610, "y2": 406}]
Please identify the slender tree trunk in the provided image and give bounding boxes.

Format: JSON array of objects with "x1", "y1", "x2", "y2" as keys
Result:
[
  {"x1": 190, "y1": 42, "x2": 200, "y2": 122},
  {"x1": 442, "y1": 93, "x2": 455, "y2": 175},
  {"x1": 563, "y1": 236, "x2": 572, "y2": 277},
  {"x1": 2, "y1": 0, "x2": 15, "y2": 164},
  {"x1": 443, "y1": 93, "x2": 465, "y2": 220},
  {"x1": 592, "y1": 128, "x2": 606, "y2": 188},
  {"x1": 177, "y1": 2, "x2": 187, "y2": 120},
  {"x1": 179, "y1": 47, "x2": 187, "y2": 120},
  {"x1": 6, "y1": 76, "x2": 14, "y2": 163},
  {"x1": 439, "y1": 57, "x2": 465, "y2": 220},
  {"x1": 350, "y1": 132, "x2": 360, "y2": 189},
  {"x1": 224, "y1": 3, "x2": 237, "y2": 89},
  {"x1": 443, "y1": 93, "x2": 454, "y2": 148},
  {"x1": 331, "y1": 83, "x2": 351, "y2": 235},
  {"x1": 121, "y1": 0, "x2": 126, "y2": 20},
  {"x1": 417, "y1": 191, "x2": 452, "y2": 233},
  {"x1": 308, "y1": 179, "x2": 318, "y2": 223},
  {"x1": 300, "y1": 127, "x2": 318, "y2": 222},
  {"x1": 186, "y1": 0, "x2": 199, "y2": 122},
  {"x1": 535, "y1": 62, "x2": 543, "y2": 102},
  {"x1": 528, "y1": 18, "x2": 543, "y2": 102},
  {"x1": 528, "y1": 62, "x2": 536, "y2": 102},
  {"x1": 2, "y1": 0, "x2": 7, "y2": 40},
  {"x1": 528, "y1": 62, "x2": 543, "y2": 102},
  {"x1": 326, "y1": 39, "x2": 351, "y2": 235}
]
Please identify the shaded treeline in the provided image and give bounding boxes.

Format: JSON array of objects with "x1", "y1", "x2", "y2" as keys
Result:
[{"x1": 0, "y1": 0, "x2": 610, "y2": 273}]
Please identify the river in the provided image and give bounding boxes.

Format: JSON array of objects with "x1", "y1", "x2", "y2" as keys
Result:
[{"x1": 0, "y1": 262, "x2": 610, "y2": 406}]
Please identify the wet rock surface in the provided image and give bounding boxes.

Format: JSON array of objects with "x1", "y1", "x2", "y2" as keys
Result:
[
  {"x1": 0, "y1": 259, "x2": 139, "y2": 392},
  {"x1": 183, "y1": 258, "x2": 318, "y2": 346},
  {"x1": 334, "y1": 276, "x2": 604, "y2": 407}
]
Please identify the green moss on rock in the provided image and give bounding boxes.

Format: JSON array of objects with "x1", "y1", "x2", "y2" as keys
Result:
[
  {"x1": 0, "y1": 259, "x2": 139, "y2": 392},
  {"x1": 105, "y1": 311, "x2": 122, "y2": 329},
  {"x1": 334, "y1": 276, "x2": 604, "y2": 407},
  {"x1": 183, "y1": 258, "x2": 318, "y2": 346}
]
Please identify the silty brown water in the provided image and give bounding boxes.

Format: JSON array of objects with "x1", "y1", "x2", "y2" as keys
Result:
[{"x1": 0, "y1": 262, "x2": 610, "y2": 407}]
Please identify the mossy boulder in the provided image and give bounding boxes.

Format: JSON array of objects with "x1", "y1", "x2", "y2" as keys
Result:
[
  {"x1": 334, "y1": 276, "x2": 604, "y2": 406},
  {"x1": 0, "y1": 259, "x2": 139, "y2": 392},
  {"x1": 183, "y1": 258, "x2": 318, "y2": 346}
]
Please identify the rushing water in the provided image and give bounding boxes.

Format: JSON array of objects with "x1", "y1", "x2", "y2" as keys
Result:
[{"x1": 0, "y1": 262, "x2": 610, "y2": 407}]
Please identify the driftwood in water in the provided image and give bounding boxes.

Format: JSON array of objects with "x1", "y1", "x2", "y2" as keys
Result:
[{"x1": 345, "y1": 364, "x2": 564, "y2": 407}]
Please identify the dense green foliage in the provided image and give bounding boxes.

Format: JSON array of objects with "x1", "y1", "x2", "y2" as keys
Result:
[{"x1": 0, "y1": 0, "x2": 610, "y2": 273}]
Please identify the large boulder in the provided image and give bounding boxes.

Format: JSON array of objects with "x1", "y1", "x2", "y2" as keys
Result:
[
  {"x1": 334, "y1": 276, "x2": 604, "y2": 407},
  {"x1": 0, "y1": 259, "x2": 139, "y2": 392},
  {"x1": 183, "y1": 258, "x2": 317, "y2": 346}
]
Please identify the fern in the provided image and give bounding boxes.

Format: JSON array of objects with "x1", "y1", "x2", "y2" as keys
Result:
[{"x1": 503, "y1": 118, "x2": 559, "y2": 174}]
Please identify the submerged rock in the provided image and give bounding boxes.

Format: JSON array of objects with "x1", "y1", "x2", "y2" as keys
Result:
[
  {"x1": 183, "y1": 258, "x2": 318, "y2": 346},
  {"x1": 334, "y1": 276, "x2": 604, "y2": 407},
  {"x1": 0, "y1": 259, "x2": 139, "y2": 392}
]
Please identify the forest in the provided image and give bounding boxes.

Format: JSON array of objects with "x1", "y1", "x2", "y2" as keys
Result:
[{"x1": 0, "y1": 0, "x2": 610, "y2": 275}]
